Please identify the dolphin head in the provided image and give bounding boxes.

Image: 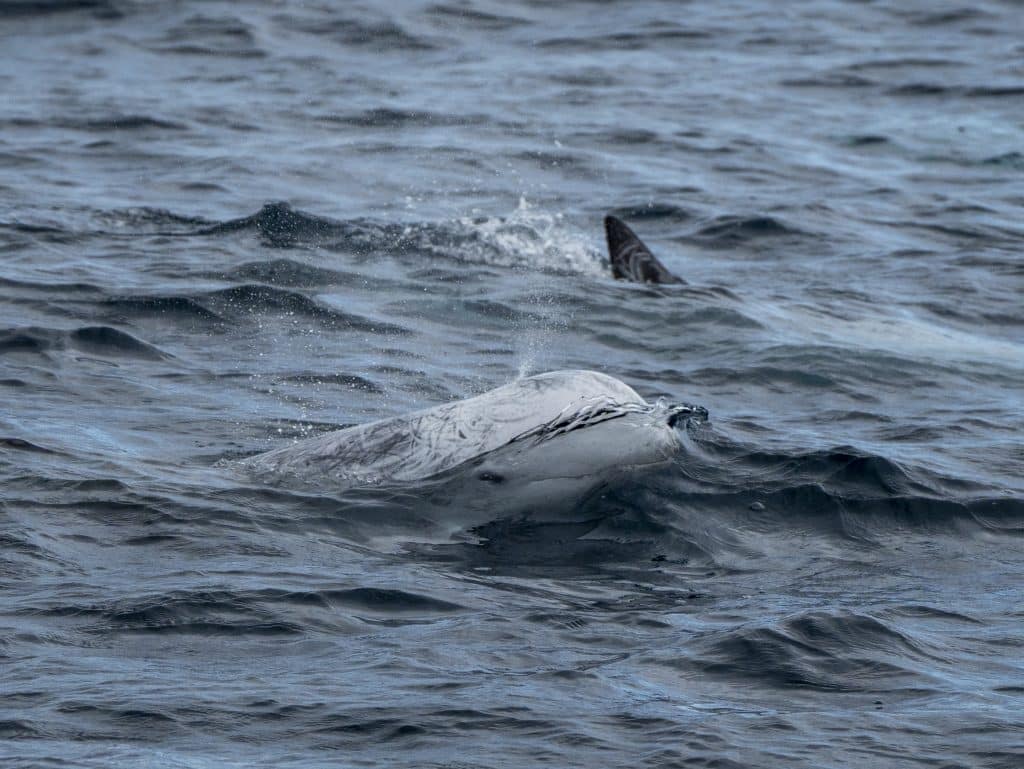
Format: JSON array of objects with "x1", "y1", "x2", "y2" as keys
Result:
[{"x1": 425, "y1": 398, "x2": 707, "y2": 523}]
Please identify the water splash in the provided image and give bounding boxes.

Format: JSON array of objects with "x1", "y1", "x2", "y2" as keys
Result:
[
  {"x1": 463, "y1": 199, "x2": 597, "y2": 379},
  {"x1": 453, "y1": 197, "x2": 605, "y2": 277}
]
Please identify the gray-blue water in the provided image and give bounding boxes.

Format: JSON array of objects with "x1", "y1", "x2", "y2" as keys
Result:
[{"x1": 2, "y1": 2, "x2": 1023, "y2": 767}]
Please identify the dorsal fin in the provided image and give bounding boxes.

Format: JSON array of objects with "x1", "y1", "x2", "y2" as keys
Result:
[{"x1": 604, "y1": 215, "x2": 683, "y2": 285}]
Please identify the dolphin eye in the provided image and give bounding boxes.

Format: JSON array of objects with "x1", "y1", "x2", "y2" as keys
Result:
[{"x1": 477, "y1": 471, "x2": 504, "y2": 484}]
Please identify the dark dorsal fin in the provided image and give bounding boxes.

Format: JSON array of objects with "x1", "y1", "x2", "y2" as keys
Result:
[{"x1": 604, "y1": 215, "x2": 683, "y2": 285}]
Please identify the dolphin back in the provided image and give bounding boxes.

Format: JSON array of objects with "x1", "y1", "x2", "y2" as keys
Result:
[{"x1": 236, "y1": 370, "x2": 648, "y2": 488}]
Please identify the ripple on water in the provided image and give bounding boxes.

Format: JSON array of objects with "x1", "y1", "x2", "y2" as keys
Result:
[{"x1": 1, "y1": 2, "x2": 1023, "y2": 768}]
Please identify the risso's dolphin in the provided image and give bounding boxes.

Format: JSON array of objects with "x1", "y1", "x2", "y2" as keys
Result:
[
  {"x1": 604, "y1": 215, "x2": 683, "y2": 285},
  {"x1": 237, "y1": 370, "x2": 706, "y2": 515}
]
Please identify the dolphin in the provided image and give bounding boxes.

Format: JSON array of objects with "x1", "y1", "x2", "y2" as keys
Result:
[
  {"x1": 604, "y1": 215, "x2": 683, "y2": 285},
  {"x1": 236, "y1": 370, "x2": 706, "y2": 515}
]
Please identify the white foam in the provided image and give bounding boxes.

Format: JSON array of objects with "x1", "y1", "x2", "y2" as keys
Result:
[{"x1": 452, "y1": 198, "x2": 606, "y2": 277}]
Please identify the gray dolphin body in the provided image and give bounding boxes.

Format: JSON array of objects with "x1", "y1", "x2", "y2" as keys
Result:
[
  {"x1": 237, "y1": 370, "x2": 706, "y2": 513},
  {"x1": 604, "y1": 215, "x2": 683, "y2": 285}
]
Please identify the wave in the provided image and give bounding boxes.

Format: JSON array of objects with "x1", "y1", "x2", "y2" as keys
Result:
[
  {"x1": 678, "y1": 609, "x2": 946, "y2": 693},
  {"x1": 667, "y1": 435, "x2": 1024, "y2": 540},
  {"x1": 318, "y1": 108, "x2": 486, "y2": 129},
  {"x1": 0, "y1": 437, "x2": 64, "y2": 455},
  {"x1": 785, "y1": 73, "x2": 1024, "y2": 100},
  {"x1": 537, "y1": 26, "x2": 714, "y2": 51},
  {"x1": 218, "y1": 259, "x2": 366, "y2": 287},
  {"x1": 0, "y1": 0, "x2": 120, "y2": 18},
  {"x1": 104, "y1": 295, "x2": 223, "y2": 322},
  {"x1": 20, "y1": 583, "x2": 462, "y2": 636},
  {"x1": 427, "y1": 4, "x2": 529, "y2": 31},
  {"x1": 278, "y1": 372, "x2": 383, "y2": 393},
  {"x1": 895, "y1": 8, "x2": 990, "y2": 26},
  {"x1": 277, "y1": 13, "x2": 437, "y2": 51},
  {"x1": 885, "y1": 83, "x2": 1024, "y2": 98},
  {"x1": 146, "y1": 14, "x2": 265, "y2": 59},
  {"x1": 205, "y1": 284, "x2": 409, "y2": 334},
  {"x1": 105, "y1": 284, "x2": 409, "y2": 334},
  {"x1": 199, "y1": 202, "x2": 350, "y2": 245},
  {"x1": 0, "y1": 325, "x2": 168, "y2": 360},
  {"x1": 691, "y1": 215, "x2": 805, "y2": 246},
  {"x1": 606, "y1": 203, "x2": 693, "y2": 223}
]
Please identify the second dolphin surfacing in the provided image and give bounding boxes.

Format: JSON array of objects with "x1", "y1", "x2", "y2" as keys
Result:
[{"x1": 237, "y1": 370, "x2": 707, "y2": 518}]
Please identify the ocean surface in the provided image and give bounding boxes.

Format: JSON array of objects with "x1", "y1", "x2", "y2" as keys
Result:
[{"x1": 2, "y1": 1, "x2": 1023, "y2": 767}]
